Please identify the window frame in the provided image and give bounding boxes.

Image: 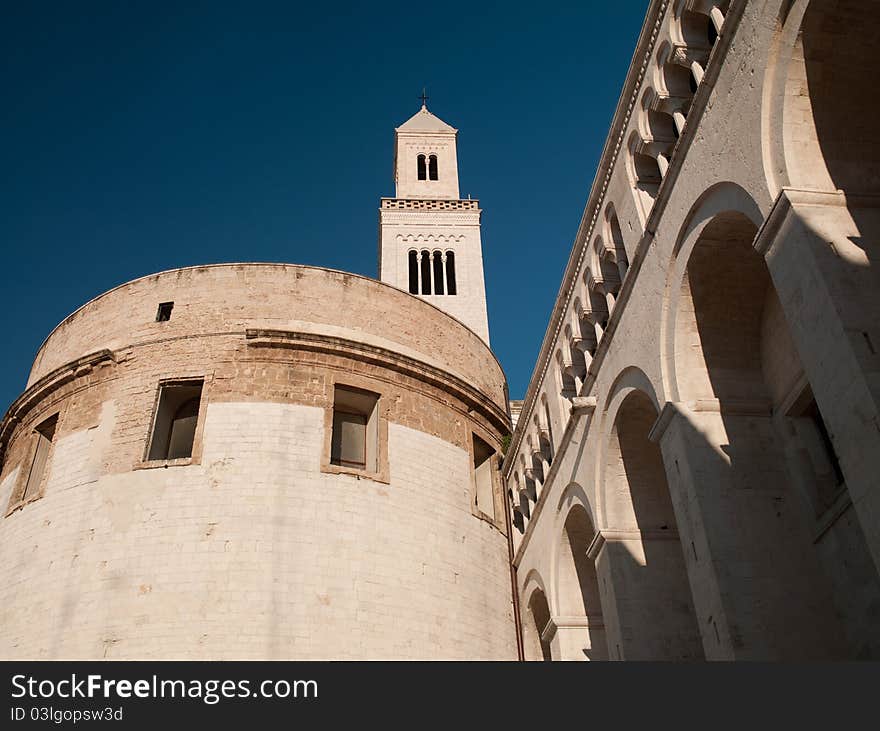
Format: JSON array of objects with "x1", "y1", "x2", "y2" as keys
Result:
[
  {"x1": 321, "y1": 377, "x2": 389, "y2": 484},
  {"x1": 6, "y1": 410, "x2": 62, "y2": 516},
  {"x1": 138, "y1": 376, "x2": 208, "y2": 469},
  {"x1": 469, "y1": 428, "x2": 504, "y2": 529}
]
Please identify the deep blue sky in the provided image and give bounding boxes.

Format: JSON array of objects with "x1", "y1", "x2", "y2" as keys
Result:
[{"x1": 1, "y1": 1, "x2": 647, "y2": 411}]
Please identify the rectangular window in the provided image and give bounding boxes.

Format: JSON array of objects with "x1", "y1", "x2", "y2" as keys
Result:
[
  {"x1": 22, "y1": 414, "x2": 58, "y2": 502},
  {"x1": 147, "y1": 381, "x2": 203, "y2": 461},
  {"x1": 156, "y1": 302, "x2": 174, "y2": 322},
  {"x1": 473, "y1": 434, "x2": 496, "y2": 520},
  {"x1": 331, "y1": 385, "x2": 379, "y2": 473}
]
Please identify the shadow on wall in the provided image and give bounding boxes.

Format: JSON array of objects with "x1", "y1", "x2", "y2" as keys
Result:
[
  {"x1": 522, "y1": 208, "x2": 880, "y2": 661},
  {"x1": 519, "y1": 0, "x2": 880, "y2": 662},
  {"x1": 662, "y1": 210, "x2": 880, "y2": 660}
]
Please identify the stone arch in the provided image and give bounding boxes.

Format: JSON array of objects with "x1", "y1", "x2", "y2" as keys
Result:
[
  {"x1": 563, "y1": 323, "x2": 587, "y2": 394},
  {"x1": 596, "y1": 378, "x2": 703, "y2": 660},
  {"x1": 666, "y1": 202, "x2": 879, "y2": 658},
  {"x1": 604, "y1": 202, "x2": 631, "y2": 278},
  {"x1": 764, "y1": 0, "x2": 880, "y2": 195},
  {"x1": 661, "y1": 182, "x2": 764, "y2": 401},
  {"x1": 673, "y1": 211, "x2": 772, "y2": 405},
  {"x1": 551, "y1": 484, "x2": 608, "y2": 660},
  {"x1": 521, "y1": 571, "x2": 552, "y2": 661},
  {"x1": 656, "y1": 40, "x2": 694, "y2": 99},
  {"x1": 510, "y1": 471, "x2": 525, "y2": 534},
  {"x1": 556, "y1": 348, "x2": 577, "y2": 405},
  {"x1": 672, "y1": 1, "x2": 719, "y2": 50},
  {"x1": 539, "y1": 393, "x2": 555, "y2": 461},
  {"x1": 627, "y1": 130, "x2": 661, "y2": 220}
]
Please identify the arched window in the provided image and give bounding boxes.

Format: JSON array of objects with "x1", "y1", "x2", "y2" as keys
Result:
[
  {"x1": 428, "y1": 154, "x2": 438, "y2": 180},
  {"x1": 445, "y1": 251, "x2": 457, "y2": 295},
  {"x1": 408, "y1": 250, "x2": 419, "y2": 294},
  {"x1": 417, "y1": 154, "x2": 427, "y2": 181},
  {"x1": 432, "y1": 250, "x2": 445, "y2": 295},
  {"x1": 420, "y1": 249, "x2": 432, "y2": 294}
]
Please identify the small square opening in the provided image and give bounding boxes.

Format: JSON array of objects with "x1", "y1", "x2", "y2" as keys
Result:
[{"x1": 156, "y1": 302, "x2": 174, "y2": 322}]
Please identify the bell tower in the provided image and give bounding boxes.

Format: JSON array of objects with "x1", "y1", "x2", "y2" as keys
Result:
[{"x1": 378, "y1": 101, "x2": 490, "y2": 344}]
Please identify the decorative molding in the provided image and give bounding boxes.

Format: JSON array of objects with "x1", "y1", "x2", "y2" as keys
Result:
[
  {"x1": 548, "y1": 615, "x2": 605, "y2": 630},
  {"x1": 752, "y1": 186, "x2": 880, "y2": 257},
  {"x1": 0, "y1": 349, "x2": 117, "y2": 465},
  {"x1": 245, "y1": 329, "x2": 509, "y2": 433},
  {"x1": 649, "y1": 401, "x2": 682, "y2": 443},
  {"x1": 570, "y1": 396, "x2": 598, "y2": 417},
  {"x1": 380, "y1": 198, "x2": 479, "y2": 211},
  {"x1": 397, "y1": 233, "x2": 466, "y2": 244},
  {"x1": 689, "y1": 398, "x2": 772, "y2": 415},
  {"x1": 586, "y1": 528, "x2": 681, "y2": 559},
  {"x1": 649, "y1": 399, "x2": 772, "y2": 443}
]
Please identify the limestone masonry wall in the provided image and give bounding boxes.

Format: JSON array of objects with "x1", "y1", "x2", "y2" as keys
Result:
[{"x1": 0, "y1": 264, "x2": 516, "y2": 659}]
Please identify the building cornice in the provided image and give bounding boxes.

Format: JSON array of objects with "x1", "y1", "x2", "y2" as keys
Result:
[
  {"x1": 246, "y1": 329, "x2": 510, "y2": 433},
  {"x1": 0, "y1": 349, "x2": 117, "y2": 466}
]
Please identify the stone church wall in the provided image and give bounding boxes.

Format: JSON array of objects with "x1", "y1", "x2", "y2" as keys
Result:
[{"x1": 0, "y1": 264, "x2": 517, "y2": 659}]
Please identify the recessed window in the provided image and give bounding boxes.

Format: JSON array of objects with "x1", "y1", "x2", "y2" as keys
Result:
[
  {"x1": 473, "y1": 434, "x2": 496, "y2": 520},
  {"x1": 417, "y1": 154, "x2": 427, "y2": 181},
  {"x1": 432, "y1": 250, "x2": 445, "y2": 295},
  {"x1": 331, "y1": 385, "x2": 379, "y2": 473},
  {"x1": 420, "y1": 249, "x2": 432, "y2": 295},
  {"x1": 156, "y1": 302, "x2": 174, "y2": 322},
  {"x1": 147, "y1": 381, "x2": 203, "y2": 461},
  {"x1": 408, "y1": 250, "x2": 457, "y2": 297},
  {"x1": 428, "y1": 154, "x2": 438, "y2": 181},
  {"x1": 20, "y1": 414, "x2": 58, "y2": 504},
  {"x1": 408, "y1": 250, "x2": 419, "y2": 294},
  {"x1": 445, "y1": 251, "x2": 457, "y2": 295}
]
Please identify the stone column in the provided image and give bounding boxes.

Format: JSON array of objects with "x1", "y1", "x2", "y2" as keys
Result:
[
  {"x1": 544, "y1": 616, "x2": 606, "y2": 661},
  {"x1": 754, "y1": 190, "x2": 880, "y2": 575},
  {"x1": 650, "y1": 400, "x2": 849, "y2": 660},
  {"x1": 589, "y1": 529, "x2": 703, "y2": 661}
]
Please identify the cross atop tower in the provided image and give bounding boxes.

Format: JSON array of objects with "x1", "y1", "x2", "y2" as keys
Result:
[{"x1": 418, "y1": 88, "x2": 429, "y2": 108}]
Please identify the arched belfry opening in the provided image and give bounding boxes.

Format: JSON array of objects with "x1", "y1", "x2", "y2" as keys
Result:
[
  {"x1": 671, "y1": 211, "x2": 880, "y2": 658},
  {"x1": 600, "y1": 390, "x2": 703, "y2": 661}
]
